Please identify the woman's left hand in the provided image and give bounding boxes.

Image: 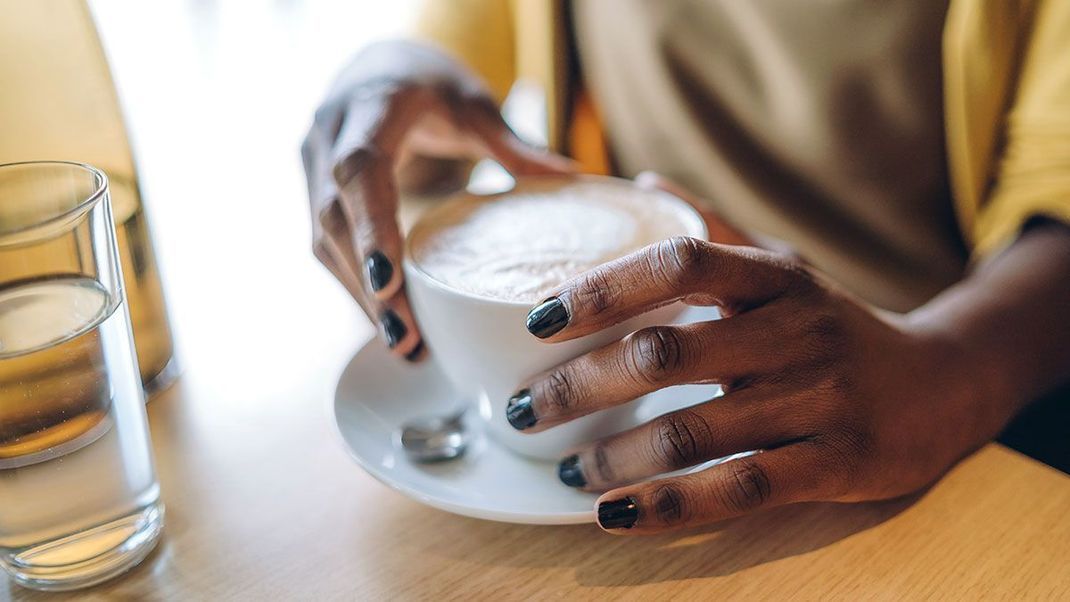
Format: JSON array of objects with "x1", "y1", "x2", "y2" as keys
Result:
[{"x1": 509, "y1": 235, "x2": 996, "y2": 534}]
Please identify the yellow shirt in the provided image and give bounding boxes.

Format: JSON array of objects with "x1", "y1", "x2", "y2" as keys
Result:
[{"x1": 415, "y1": 0, "x2": 1070, "y2": 261}]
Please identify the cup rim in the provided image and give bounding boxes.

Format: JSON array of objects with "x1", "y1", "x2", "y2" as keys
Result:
[
  {"x1": 0, "y1": 161, "x2": 109, "y2": 241},
  {"x1": 403, "y1": 174, "x2": 710, "y2": 309}
]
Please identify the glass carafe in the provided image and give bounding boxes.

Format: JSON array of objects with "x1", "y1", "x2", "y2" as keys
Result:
[{"x1": 0, "y1": 1, "x2": 176, "y2": 393}]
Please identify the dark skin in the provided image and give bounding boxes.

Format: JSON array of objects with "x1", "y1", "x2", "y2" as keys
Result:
[
  {"x1": 301, "y1": 41, "x2": 574, "y2": 361},
  {"x1": 304, "y1": 41, "x2": 1070, "y2": 534},
  {"x1": 516, "y1": 219, "x2": 1070, "y2": 533}
]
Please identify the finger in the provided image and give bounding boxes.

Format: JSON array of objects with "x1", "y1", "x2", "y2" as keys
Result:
[
  {"x1": 333, "y1": 149, "x2": 405, "y2": 301},
  {"x1": 634, "y1": 172, "x2": 754, "y2": 246},
  {"x1": 315, "y1": 203, "x2": 373, "y2": 316},
  {"x1": 330, "y1": 91, "x2": 426, "y2": 302},
  {"x1": 525, "y1": 237, "x2": 804, "y2": 341},
  {"x1": 319, "y1": 202, "x2": 422, "y2": 359},
  {"x1": 556, "y1": 385, "x2": 804, "y2": 491},
  {"x1": 507, "y1": 307, "x2": 793, "y2": 433},
  {"x1": 595, "y1": 441, "x2": 838, "y2": 534},
  {"x1": 302, "y1": 117, "x2": 341, "y2": 225},
  {"x1": 463, "y1": 98, "x2": 578, "y2": 176}
]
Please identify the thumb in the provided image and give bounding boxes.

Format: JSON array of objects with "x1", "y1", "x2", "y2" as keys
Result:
[{"x1": 464, "y1": 99, "x2": 579, "y2": 176}]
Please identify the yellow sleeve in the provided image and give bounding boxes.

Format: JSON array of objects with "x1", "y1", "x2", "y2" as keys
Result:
[
  {"x1": 413, "y1": 0, "x2": 516, "y2": 103},
  {"x1": 975, "y1": 0, "x2": 1070, "y2": 255}
]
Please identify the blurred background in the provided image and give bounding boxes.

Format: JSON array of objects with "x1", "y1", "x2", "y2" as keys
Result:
[{"x1": 90, "y1": 0, "x2": 420, "y2": 408}]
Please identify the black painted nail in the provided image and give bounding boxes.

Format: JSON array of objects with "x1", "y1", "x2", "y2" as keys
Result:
[
  {"x1": 526, "y1": 297, "x2": 569, "y2": 339},
  {"x1": 403, "y1": 340, "x2": 425, "y2": 362},
  {"x1": 558, "y1": 455, "x2": 587, "y2": 488},
  {"x1": 506, "y1": 389, "x2": 537, "y2": 430},
  {"x1": 380, "y1": 310, "x2": 407, "y2": 349},
  {"x1": 598, "y1": 497, "x2": 639, "y2": 530},
  {"x1": 365, "y1": 250, "x2": 394, "y2": 293}
]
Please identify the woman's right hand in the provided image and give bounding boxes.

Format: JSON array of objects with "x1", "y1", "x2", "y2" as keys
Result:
[{"x1": 301, "y1": 40, "x2": 574, "y2": 360}]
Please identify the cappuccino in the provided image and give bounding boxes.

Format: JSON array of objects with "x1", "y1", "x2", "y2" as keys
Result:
[
  {"x1": 403, "y1": 176, "x2": 709, "y2": 459},
  {"x1": 409, "y1": 178, "x2": 705, "y2": 303}
]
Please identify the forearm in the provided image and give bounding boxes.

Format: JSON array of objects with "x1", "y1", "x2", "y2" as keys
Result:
[{"x1": 907, "y1": 219, "x2": 1070, "y2": 436}]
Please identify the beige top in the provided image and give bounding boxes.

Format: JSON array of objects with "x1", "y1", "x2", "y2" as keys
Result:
[{"x1": 573, "y1": 1, "x2": 966, "y2": 311}]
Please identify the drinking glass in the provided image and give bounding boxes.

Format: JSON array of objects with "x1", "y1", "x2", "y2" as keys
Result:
[{"x1": 0, "y1": 161, "x2": 164, "y2": 591}]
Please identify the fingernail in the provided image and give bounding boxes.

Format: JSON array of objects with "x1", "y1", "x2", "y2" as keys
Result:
[
  {"x1": 403, "y1": 340, "x2": 425, "y2": 362},
  {"x1": 506, "y1": 389, "x2": 537, "y2": 430},
  {"x1": 380, "y1": 310, "x2": 407, "y2": 349},
  {"x1": 558, "y1": 454, "x2": 586, "y2": 488},
  {"x1": 598, "y1": 497, "x2": 639, "y2": 530},
  {"x1": 365, "y1": 250, "x2": 394, "y2": 292},
  {"x1": 526, "y1": 297, "x2": 568, "y2": 339}
]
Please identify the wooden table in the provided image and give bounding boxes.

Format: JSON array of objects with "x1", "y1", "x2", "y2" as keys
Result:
[
  {"x1": 6, "y1": 2, "x2": 1070, "y2": 599},
  {"x1": 8, "y1": 391, "x2": 1070, "y2": 601}
]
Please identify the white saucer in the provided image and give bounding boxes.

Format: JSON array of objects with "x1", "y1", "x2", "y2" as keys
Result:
[{"x1": 332, "y1": 308, "x2": 723, "y2": 525}]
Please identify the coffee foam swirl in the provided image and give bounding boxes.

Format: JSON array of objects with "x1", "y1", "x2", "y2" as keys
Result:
[{"x1": 409, "y1": 179, "x2": 704, "y2": 303}]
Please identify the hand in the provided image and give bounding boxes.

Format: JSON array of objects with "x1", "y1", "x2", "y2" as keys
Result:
[
  {"x1": 302, "y1": 41, "x2": 574, "y2": 359},
  {"x1": 510, "y1": 236, "x2": 995, "y2": 534}
]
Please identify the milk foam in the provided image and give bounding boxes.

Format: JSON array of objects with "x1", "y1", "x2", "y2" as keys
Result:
[{"x1": 409, "y1": 180, "x2": 703, "y2": 303}]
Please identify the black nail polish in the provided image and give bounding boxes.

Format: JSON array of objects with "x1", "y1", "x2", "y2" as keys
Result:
[
  {"x1": 558, "y1": 455, "x2": 587, "y2": 488},
  {"x1": 404, "y1": 340, "x2": 425, "y2": 362},
  {"x1": 380, "y1": 310, "x2": 407, "y2": 349},
  {"x1": 365, "y1": 250, "x2": 394, "y2": 292},
  {"x1": 598, "y1": 497, "x2": 639, "y2": 530},
  {"x1": 526, "y1": 297, "x2": 569, "y2": 339},
  {"x1": 506, "y1": 389, "x2": 537, "y2": 430}
]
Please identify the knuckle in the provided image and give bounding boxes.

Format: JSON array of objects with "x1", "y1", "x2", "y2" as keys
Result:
[
  {"x1": 311, "y1": 240, "x2": 332, "y2": 265},
  {"x1": 807, "y1": 313, "x2": 844, "y2": 345},
  {"x1": 651, "y1": 484, "x2": 692, "y2": 527},
  {"x1": 456, "y1": 86, "x2": 496, "y2": 112},
  {"x1": 573, "y1": 269, "x2": 623, "y2": 317},
  {"x1": 819, "y1": 372, "x2": 856, "y2": 401},
  {"x1": 657, "y1": 236, "x2": 708, "y2": 288},
  {"x1": 780, "y1": 257, "x2": 819, "y2": 296},
  {"x1": 802, "y1": 313, "x2": 847, "y2": 362},
  {"x1": 815, "y1": 435, "x2": 868, "y2": 497},
  {"x1": 541, "y1": 367, "x2": 581, "y2": 414},
  {"x1": 802, "y1": 432, "x2": 870, "y2": 500},
  {"x1": 721, "y1": 460, "x2": 772, "y2": 514},
  {"x1": 332, "y1": 145, "x2": 384, "y2": 188},
  {"x1": 312, "y1": 101, "x2": 341, "y2": 130},
  {"x1": 650, "y1": 410, "x2": 711, "y2": 470},
  {"x1": 807, "y1": 374, "x2": 858, "y2": 421},
  {"x1": 591, "y1": 443, "x2": 617, "y2": 484},
  {"x1": 317, "y1": 200, "x2": 342, "y2": 232},
  {"x1": 427, "y1": 80, "x2": 465, "y2": 111},
  {"x1": 627, "y1": 326, "x2": 688, "y2": 385}
]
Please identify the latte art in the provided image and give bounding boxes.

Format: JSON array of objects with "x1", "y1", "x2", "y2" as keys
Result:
[{"x1": 409, "y1": 179, "x2": 705, "y2": 303}]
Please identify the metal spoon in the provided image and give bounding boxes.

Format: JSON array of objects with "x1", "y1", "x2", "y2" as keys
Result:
[{"x1": 399, "y1": 408, "x2": 469, "y2": 463}]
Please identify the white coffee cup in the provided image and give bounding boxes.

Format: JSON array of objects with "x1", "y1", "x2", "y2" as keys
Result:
[{"x1": 403, "y1": 175, "x2": 708, "y2": 460}]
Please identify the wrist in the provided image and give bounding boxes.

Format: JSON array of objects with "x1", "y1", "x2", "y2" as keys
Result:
[{"x1": 898, "y1": 312, "x2": 1023, "y2": 445}]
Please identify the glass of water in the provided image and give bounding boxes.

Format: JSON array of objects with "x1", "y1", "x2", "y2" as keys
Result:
[{"x1": 0, "y1": 161, "x2": 164, "y2": 591}]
